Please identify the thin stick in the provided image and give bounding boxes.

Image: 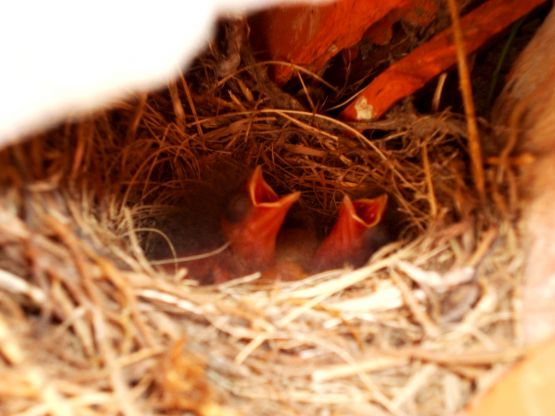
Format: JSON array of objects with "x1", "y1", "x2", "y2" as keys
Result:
[
  {"x1": 447, "y1": 0, "x2": 485, "y2": 200},
  {"x1": 179, "y1": 73, "x2": 203, "y2": 137},
  {"x1": 422, "y1": 142, "x2": 437, "y2": 218}
]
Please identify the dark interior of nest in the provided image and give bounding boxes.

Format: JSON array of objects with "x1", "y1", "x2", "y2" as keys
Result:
[{"x1": 0, "y1": 16, "x2": 520, "y2": 290}]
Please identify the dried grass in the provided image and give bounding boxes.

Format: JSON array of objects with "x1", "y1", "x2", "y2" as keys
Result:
[{"x1": 0, "y1": 30, "x2": 524, "y2": 416}]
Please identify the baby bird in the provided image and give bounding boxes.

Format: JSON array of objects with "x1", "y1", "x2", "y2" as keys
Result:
[
  {"x1": 151, "y1": 166, "x2": 397, "y2": 283},
  {"x1": 221, "y1": 166, "x2": 301, "y2": 275},
  {"x1": 312, "y1": 194, "x2": 389, "y2": 271}
]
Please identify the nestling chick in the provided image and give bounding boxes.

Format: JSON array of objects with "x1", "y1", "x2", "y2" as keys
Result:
[
  {"x1": 221, "y1": 165, "x2": 301, "y2": 274},
  {"x1": 149, "y1": 166, "x2": 400, "y2": 283}
]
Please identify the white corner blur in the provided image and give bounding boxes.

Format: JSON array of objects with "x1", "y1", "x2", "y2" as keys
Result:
[{"x1": 0, "y1": 0, "x2": 325, "y2": 147}]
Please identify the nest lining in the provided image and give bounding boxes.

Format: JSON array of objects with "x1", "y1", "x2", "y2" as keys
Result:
[{"x1": 0, "y1": 31, "x2": 524, "y2": 416}]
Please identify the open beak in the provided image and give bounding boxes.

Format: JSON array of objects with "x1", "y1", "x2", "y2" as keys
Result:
[
  {"x1": 312, "y1": 194, "x2": 388, "y2": 270},
  {"x1": 222, "y1": 166, "x2": 300, "y2": 270}
]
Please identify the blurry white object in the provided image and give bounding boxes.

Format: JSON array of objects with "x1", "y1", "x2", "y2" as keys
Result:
[{"x1": 0, "y1": 0, "x2": 324, "y2": 147}]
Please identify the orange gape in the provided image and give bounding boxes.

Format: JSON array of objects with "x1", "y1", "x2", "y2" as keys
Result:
[{"x1": 160, "y1": 167, "x2": 390, "y2": 283}]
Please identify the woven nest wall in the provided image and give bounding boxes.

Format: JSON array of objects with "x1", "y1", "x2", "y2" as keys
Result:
[{"x1": 0, "y1": 18, "x2": 525, "y2": 416}]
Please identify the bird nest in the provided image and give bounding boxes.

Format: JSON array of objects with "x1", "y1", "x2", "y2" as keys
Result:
[{"x1": 0, "y1": 24, "x2": 523, "y2": 416}]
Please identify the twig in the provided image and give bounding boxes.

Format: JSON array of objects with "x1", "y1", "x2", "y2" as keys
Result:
[{"x1": 446, "y1": 0, "x2": 486, "y2": 200}]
